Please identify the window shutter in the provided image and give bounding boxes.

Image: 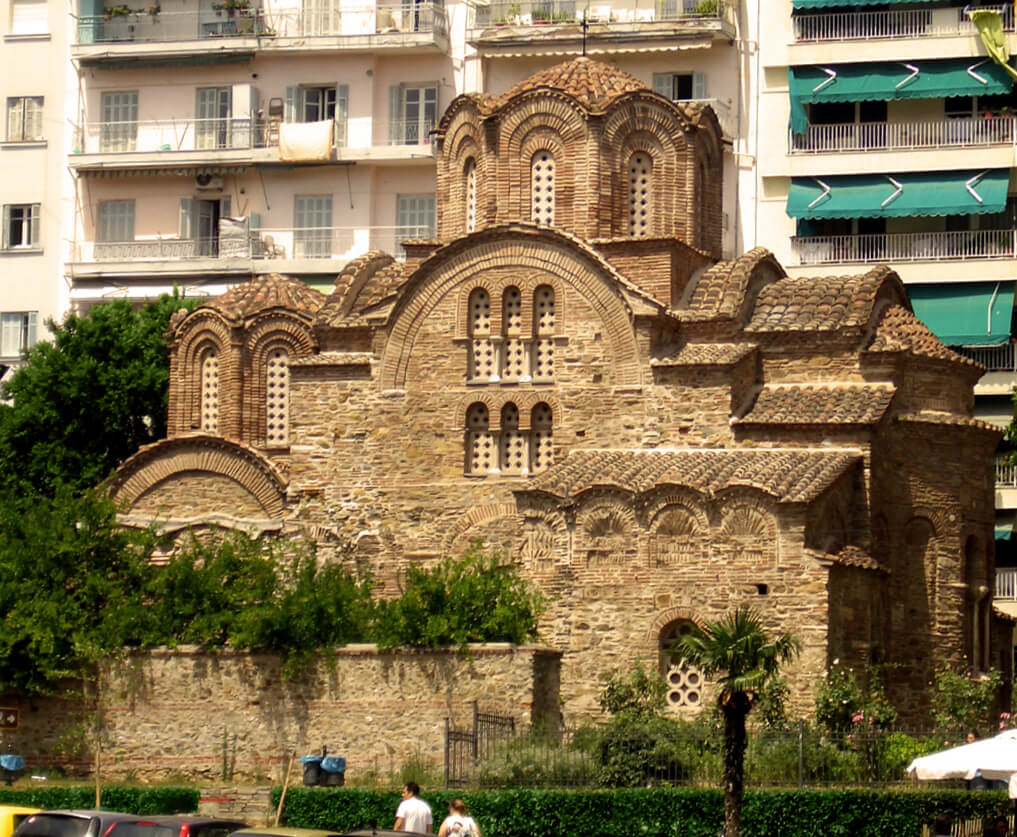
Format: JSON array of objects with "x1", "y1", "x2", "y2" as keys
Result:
[
  {"x1": 2, "y1": 206, "x2": 10, "y2": 250},
  {"x1": 388, "y1": 85, "x2": 401, "y2": 144},
  {"x1": 335, "y1": 83, "x2": 348, "y2": 147},
  {"x1": 219, "y1": 196, "x2": 232, "y2": 217},
  {"x1": 652, "y1": 73, "x2": 672, "y2": 99},
  {"x1": 179, "y1": 198, "x2": 194, "y2": 239},
  {"x1": 692, "y1": 71, "x2": 707, "y2": 100},
  {"x1": 7, "y1": 99, "x2": 22, "y2": 141},
  {"x1": 26, "y1": 311, "x2": 37, "y2": 350},
  {"x1": 11, "y1": 0, "x2": 48, "y2": 35},
  {"x1": 249, "y1": 212, "x2": 261, "y2": 230},
  {"x1": 29, "y1": 204, "x2": 39, "y2": 247},
  {"x1": 284, "y1": 86, "x2": 298, "y2": 123},
  {"x1": 26, "y1": 98, "x2": 42, "y2": 140}
]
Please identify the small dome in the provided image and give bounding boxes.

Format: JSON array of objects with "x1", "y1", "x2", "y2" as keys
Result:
[
  {"x1": 202, "y1": 273, "x2": 327, "y2": 321},
  {"x1": 498, "y1": 56, "x2": 648, "y2": 111}
]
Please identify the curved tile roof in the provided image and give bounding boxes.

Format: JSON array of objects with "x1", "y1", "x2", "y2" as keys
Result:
[
  {"x1": 523, "y1": 448, "x2": 860, "y2": 503},
  {"x1": 498, "y1": 56, "x2": 647, "y2": 111},
  {"x1": 680, "y1": 247, "x2": 784, "y2": 322},
  {"x1": 735, "y1": 384, "x2": 896, "y2": 426},
  {"x1": 201, "y1": 274, "x2": 326, "y2": 321},
  {"x1": 651, "y1": 343, "x2": 757, "y2": 367},
  {"x1": 746, "y1": 271, "x2": 887, "y2": 333},
  {"x1": 867, "y1": 304, "x2": 979, "y2": 366}
]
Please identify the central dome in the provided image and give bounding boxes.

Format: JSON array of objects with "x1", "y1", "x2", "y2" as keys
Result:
[{"x1": 499, "y1": 56, "x2": 648, "y2": 111}]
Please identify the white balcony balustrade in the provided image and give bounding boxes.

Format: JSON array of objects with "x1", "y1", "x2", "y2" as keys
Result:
[
  {"x1": 790, "y1": 116, "x2": 1016, "y2": 154},
  {"x1": 74, "y1": 117, "x2": 267, "y2": 155},
  {"x1": 75, "y1": 2, "x2": 446, "y2": 44},
  {"x1": 955, "y1": 343, "x2": 1017, "y2": 372},
  {"x1": 998, "y1": 567, "x2": 1017, "y2": 601},
  {"x1": 793, "y1": 4, "x2": 1013, "y2": 42},
  {"x1": 384, "y1": 117, "x2": 436, "y2": 146},
  {"x1": 469, "y1": 0, "x2": 729, "y2": 28},
  {"x1": 792, "y1": 229, "x2": 1017, "y2": 266}
]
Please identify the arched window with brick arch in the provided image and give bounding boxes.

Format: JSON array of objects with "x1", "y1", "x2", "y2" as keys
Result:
[
  {"x1": 265, "y1": 345, "x2": 290, "y2": 447},
  {"x1": 532, "y1": 285, "x2": 555, "y2": 379},
  {"x1": 659, "y1": 619, "x2": 705, "y2": 710},
  {"x1": 466, "y1": 402, "x2": 493, "y2": 474},
  {"x1": 628, "y1": 152, "x2": 652, "y2": 237},
  {"x1": 464, "y1": 158, "x2": 477, "y2": 233},
  {"x1": 468, "y1": 287, "x2": 495, "y2": 380},
  {"x1": 530, "y1": 402, "x2": 553, "y2": 473},
  {"x1": 199, "y1": 344, "x2": 219, "y2": 433},
  {"x1": 531, "y1": 150, "x2": 555, "y2": 226},
  {"x1": 500, "y1": 402, "x2": 526, "y2": 474},
  {"x1": 501, "y1": 286, "x2": 524, "y2": 379}
]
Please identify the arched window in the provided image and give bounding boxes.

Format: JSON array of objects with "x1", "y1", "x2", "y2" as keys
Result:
[
  {"x1": 531, "y1": 150, "x2": 555, "y2": 226},
  {"x1": 466, "y1": 402, "x2": 493, "y2": 474},
  {"x1": 500, "y1": 402, "x2": 526, "y2": 474},
  {"x1": 464, "y1": 158, "x2": 477, "y2": 233},
  {"x1": 532, "y1": 285, "x2": 555, "y2": 379},
  {"x1": 265, "y1": 346, "x2": 289, "y2": 446},
  {"x1": 628, "y1": 152, "x2": 652, "y2": 237},
  {"x1": 659, "y1": 620, "x2": 705, "y2": 710},
  {"x1": 501, "y1": 286, "x2": 524, "y2": 379},
  {"x1": 200, "y1": 345, "x2": 219, "y2": 433},
  {"x1": 530, "y1": 402, "x2": 553, "y2": 473},
  {"x1": 468, "y1": 288, "x2": 495, "y2": 380}
]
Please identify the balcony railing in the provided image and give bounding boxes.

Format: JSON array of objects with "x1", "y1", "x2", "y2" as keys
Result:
[
  {"x1": 73, "y1": 117, "x2": 269, "y2": 155},
  {"x1": 793, "y1": 4, "x2": 1013, "y2": 42},
  {"x1": 75, "y1": 2, "x2": 446, "y2": 45},
  {"x1": 469, "y1": 0, "x2": 729, "y2": 28},
  {"x1": 998, "y1": 567, "x2": 1017, "y2": 601},
  {"x1": 70, "y1": 225, "x2": 435, "y2": 265},
  {"x1": 383, "y1": 117, "x2": 436, "y2": 146},
  {"x1": 790, "y1": 116, "x2": 1016, "y2": 154},
  {"x1": 792, "y1": 229, "x2": 1017, "y2": 266},
  {"x1": 955, "y1": 343, "x2": 1017, "y2": 372}
]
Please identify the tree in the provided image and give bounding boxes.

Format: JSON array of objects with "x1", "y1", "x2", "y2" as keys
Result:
[
  {"x1": 0, "y1": 293, "x2": 195, "y2": 497},
  {"x1": 675, "y1": 607, "x2": 800, "y2": 837}
]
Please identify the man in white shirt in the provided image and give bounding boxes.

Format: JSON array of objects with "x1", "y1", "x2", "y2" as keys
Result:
[{"x1": 394, "y1": 782, "x2": 433, "y2": 834}]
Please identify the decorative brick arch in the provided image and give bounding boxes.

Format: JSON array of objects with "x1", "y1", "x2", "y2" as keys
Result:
[
  {"x1": 439, "y1": 107, "x2": 486, "y2": 239},
  {"x1": 454, "y1": 393, "x2": 563, "y2": 429},
  {"x1": 381, "y1": 229, "x2": 643, "y2": 389},
  {"x1": 645, "y1": 490, "x2": 710, "y2": 531},
  {"x1": 454, "y1": 275, "x2": 566, "y2": 339},
  {"x1": 442, "y1": 501, "x2": 519, "y2": 553},
  {"x1": 171, "y1": 311, "x2": 234, "y2": 437},
  {"x1": 108, "y1": 435, "x2": 288, "y2": 518},
  {"x1": 646, "y1": 606, "x2": 705, "y2": 643}
]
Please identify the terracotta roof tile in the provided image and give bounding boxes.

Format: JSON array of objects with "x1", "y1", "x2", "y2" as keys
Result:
[
  {"x1": 735, "y1": 384, "x2": 895, "y2": 426},
  {"x1": 832, "y1": 545, "x2": 885, "y2": 572},
  {"x1": 524, "y1": 448, "x2": 860, "y2": 503},
  {"x1": 681, "y1": 248, "x2": 783, "y2": 322},
  {"x1": 498, "y1": 56, "x2": 647, "y2": 111},
  {"x1": 746, "y1": 272, "x2": 884, "y2": 333},
  {"x1": 896, "y1": 412, "x2": 1001, "y2": 432},
  {"x1": 867, "y1": 305, "x2": 980, "y2": 367},
  {"x1": 651, "y1": 343, "x2": 757, "y2": 366},
  {"x1": 202, "y1": 274, "x2": 326, "y2": 321}
]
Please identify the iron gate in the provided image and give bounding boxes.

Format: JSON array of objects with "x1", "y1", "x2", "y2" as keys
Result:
[{"x1": 444, "y1": 700, "x2": 515, "y2": 788}]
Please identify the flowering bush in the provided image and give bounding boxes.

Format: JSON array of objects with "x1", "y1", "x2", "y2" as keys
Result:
[{"x1": 932, "y1": 666, "x2": 1003, "y2": 742}]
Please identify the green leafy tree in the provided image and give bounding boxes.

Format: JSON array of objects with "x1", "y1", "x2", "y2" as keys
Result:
[
  {"x1": 0, "y1": 293, "x2": 195, "y2": 497},
  {"x1": 675, "y1": 607, "x2": 800, "y2": 837},
  {"x1": 374, "y1": 541, "x2": 544, "y2": 650},
  {"x1": 932, "y1": 666, "x2": 1003, "y2": 741}
]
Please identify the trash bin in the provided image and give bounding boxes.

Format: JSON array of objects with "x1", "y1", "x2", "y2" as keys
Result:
[
  {"x1": 0, "y1": 754, "x2": 24, "y2": 786},
  {"x1": 320, "y1": 756, "x2": 346, "y2": 787},
  {"x1": 300, "y1": 755, "x2": 323, "y2": 787}
]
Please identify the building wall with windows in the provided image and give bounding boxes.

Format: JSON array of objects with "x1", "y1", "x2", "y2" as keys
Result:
[{"x1": 107, "y1": 59, "x2": 1005, "y2": 726}]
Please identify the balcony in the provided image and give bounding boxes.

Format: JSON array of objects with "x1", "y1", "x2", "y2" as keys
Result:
[
  {"x1": 957, "y1": 343, "x2": 1017, "y2": 373},
  {"x1": 72, "y1": 1, "x2": 448, "y2": 63},
  {"x1": 792, "y1": 4, "x2": 1013, "y2": 42},
  {"x1": 792, "y1": 229, "x2": 1017, "y2": 267},
  {"x1": 789, "y1": 116, "x2": 1016, "y2": 155},
  {"x1": 998, "y1": 566, "x2": 1017, "y2": 601},
  {"x1": 467, "y1": 0, "x2": 734, "y2": 54}
]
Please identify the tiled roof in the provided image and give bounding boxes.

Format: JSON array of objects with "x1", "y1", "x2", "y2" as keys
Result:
[
  {"x1": 524, "y1": 448, "x2": 860, "y2": 502},
  {"x1": 867, "y1": 305, "x2": 979, "y2": 367},
  {"x1": 896, "y1": 412, "x2": 1001, "y2": 432},
  {"x1": 681, "y1": 248, "x2": 784, "y2": 322},
  {"x1": 651, "y1": 343, "x2": 756, "y2": 366},
  {"x1": 735, "y1": 384, "x2": 895, "y2": 426},
  {"x1": 832, "y1": 545, "x2": 885, "y2": 572},
  {"x1": 319, "y1": 251, "x2": 405, "y2": 325},
  {"x1": 201, "y1": 274, "x2": 326, "y2": 320},
  {"x1": 498, "y1": 56, "x2": 647, "y2": 111},
  {"x1": 746, "y1": 269, "x2": 890, "y2": 333}
]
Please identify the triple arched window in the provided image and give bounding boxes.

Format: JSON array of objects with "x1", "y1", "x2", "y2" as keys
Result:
[
  {"x1": 467, "y1": 285, "x2": 556, "y2": 382},
  {"x1": 466, "y1": 401, "x2": 553, "y2": 475}
]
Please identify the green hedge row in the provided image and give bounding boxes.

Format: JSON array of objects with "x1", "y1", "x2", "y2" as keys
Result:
[
  {"x1": 275, "y1": 787, "x2": 1015, "y2": 837},
  {"x1": 0, "y1": 786, "x2": 198, "y2": 814}
]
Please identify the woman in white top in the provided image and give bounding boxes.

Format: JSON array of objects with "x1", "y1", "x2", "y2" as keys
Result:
[{"x1": 437, "y1": 799, "x2": 481, "y2": 837}]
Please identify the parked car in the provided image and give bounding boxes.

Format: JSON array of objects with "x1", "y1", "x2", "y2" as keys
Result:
[
  {"x1": 106, "y1": 818, "x2": 247, "y2": 837},
  {"x1": 0, "y1": 806, "x2": 40, "y2": 837},
  {"x1": 12, "y1": 811, "x2": 141, "y2": 837},
  {"x1": 229, "y1": 829, "x2": 346, "y2": 837}
]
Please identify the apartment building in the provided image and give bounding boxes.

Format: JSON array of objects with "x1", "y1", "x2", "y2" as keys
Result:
[
  {"x1": 755, "y1": 0, "x2": 1017, "y2": 613},
  {"x1": 0, "y1": 0, "x2": 73, "y2": 378}
]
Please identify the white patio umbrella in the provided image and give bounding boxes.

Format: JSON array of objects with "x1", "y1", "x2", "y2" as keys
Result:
[{"x1": 907, "y1": 728, "x2": 1017, "y2": 797}]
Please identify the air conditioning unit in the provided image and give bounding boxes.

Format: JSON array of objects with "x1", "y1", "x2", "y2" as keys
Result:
[{"x1": 195, "y1": 173, "x2": 224, "y2": 191}]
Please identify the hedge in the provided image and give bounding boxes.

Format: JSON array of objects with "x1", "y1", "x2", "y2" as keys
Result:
[
  {"x1": 274, "y1": 787, "x2": 1016, "y2": 837},
  {"x1": 0, "y1": 786, "x2": 198, "y2": 814}
]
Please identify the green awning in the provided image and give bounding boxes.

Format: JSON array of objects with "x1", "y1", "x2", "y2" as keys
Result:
[
  {"x1": 909, "y1": 281, "x2": 1015, "y2": 347},
  {"x1": 996, "y1": 524, "x2": 1013, "y2": 541},
  {"x1": 794, "y1": 0, "x2": 941, "y2": 8},
  {"x1": 786, "y1": 170, "x2": 1010, "y2": 220},
  {"x1": 789, "y1": 58, "x2": 1016, "y2": 134}
]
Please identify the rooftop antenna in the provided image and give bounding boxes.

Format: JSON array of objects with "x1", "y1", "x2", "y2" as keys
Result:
[{"x1": 580, "y1": 10, "x2": 588, "y2": 56}]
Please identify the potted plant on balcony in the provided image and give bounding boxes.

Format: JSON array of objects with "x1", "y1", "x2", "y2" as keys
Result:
[
  {"x1": 102, "y1": 5, "x2": 132, "y2": 20},
  {"x1": 146, "y1": 3, "x2": 160, "y2": 18},
  {"x1": 211, "y1": 0, "x2": 249, "y2": 17}
]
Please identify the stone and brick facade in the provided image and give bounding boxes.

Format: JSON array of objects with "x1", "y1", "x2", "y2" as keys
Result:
[{"x1": 108, "y1": 56, "x2": 1009, "y2": 729}]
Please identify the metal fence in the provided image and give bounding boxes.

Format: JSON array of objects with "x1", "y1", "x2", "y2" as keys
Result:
[{"x1": 444, "y1": 702, "x2": 516, "y2": 788}]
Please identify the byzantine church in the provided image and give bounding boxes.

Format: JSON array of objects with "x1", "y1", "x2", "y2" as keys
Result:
[{"x1": 108, "y1": 57, "x2": 1006, "y2": 722}]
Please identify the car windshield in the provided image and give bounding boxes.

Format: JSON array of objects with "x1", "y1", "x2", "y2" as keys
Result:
[
  {"x1": 17, "y1": 816, "x2": 94, "y2": 837},
  {"x1": 106, "y1": 826, "x2": 176, "y2": 837}
]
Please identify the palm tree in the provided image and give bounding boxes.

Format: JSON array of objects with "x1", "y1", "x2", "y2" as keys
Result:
[{"x1": 675, "y1": 607, "x2": 800, "y2": 837}]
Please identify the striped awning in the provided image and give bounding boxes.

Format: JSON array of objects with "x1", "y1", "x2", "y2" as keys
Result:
[{"x1": 77, "y1": 164, "x2": 249, "y2": 178}]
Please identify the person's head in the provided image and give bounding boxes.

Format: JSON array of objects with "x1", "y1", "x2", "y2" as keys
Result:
[
  {"x1": 934, "y1": 813, "x2": 952, "y2": 835},
  {"x1": 403, "y1": 782, "x2": 420, "y2": 798},
  {"x1": 968, "y1": 731, "x2": 979, "y2": 743},
  {"x1": 449, "y1": 799, "x2": 468, "y2": 816},
  {"x1": 995, "y1": 817, "x2": 1008, "y2": 836}
]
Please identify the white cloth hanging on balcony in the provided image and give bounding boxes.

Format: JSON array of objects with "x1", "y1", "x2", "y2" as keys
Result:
[{"x1": 279, "y1": 120, "x2": 333, "y2": 161}]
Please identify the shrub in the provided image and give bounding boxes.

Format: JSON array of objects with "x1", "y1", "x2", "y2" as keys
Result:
[{"x1": 0, "y1": 786, "x2": 197, "y2": 813}]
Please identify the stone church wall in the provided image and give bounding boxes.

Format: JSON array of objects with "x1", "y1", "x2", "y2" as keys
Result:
[{"x1": 3, "y1": 645, "x2": 560, "y2": 782}]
